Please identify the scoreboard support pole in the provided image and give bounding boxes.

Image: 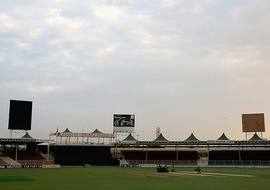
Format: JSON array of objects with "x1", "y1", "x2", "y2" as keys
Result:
[
  {"x1": 47, "y1": 143, "x2": 50, "y2": 161},
  {"x1": 113, "y1": 130, "x2": 117, "y2": 157},
  {"x1": 9, "y1": 130, "x2": 13, "y2": 138},
  {"x1": 15, "y1": 145, "x2": 18, "y2": 161}
]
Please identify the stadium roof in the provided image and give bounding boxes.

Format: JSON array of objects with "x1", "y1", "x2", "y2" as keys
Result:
[
  {"x1": 92, "y1": 129, "x2": 103, "y2": 134},
  {"x1": 153, "y1": 133, "x2": 169, "y2": 142},
  {"x1": 63, "y1": 128, "x2": 72, "y2": 133},
  {"x1": 21, "y1": 132, "x2": 33, "y2": 139},
  {"x1": 51, "y1": 128, "x2": 114, "y2": 138},
  {"x1": 91, "y1": 129, "x2": 105, "y2": 138},
  {"x1": 122, "y1": 134, "x2": 137, "y2": 142},
  {"x1": 0, "y1": 138, "x2": 46, "y2": 145},
  {"x1": 249, "y1": 133, "x2": 264, "y2": 141},
  {"x1": 184, "y1": 133, "x2": 200, "y2": 142},
  {"x1": 217, "y1": 133, "x2": 230, "y2": 141},
  {"x1": 51, "y1": 129, "x2": 60, "y2": 136}
]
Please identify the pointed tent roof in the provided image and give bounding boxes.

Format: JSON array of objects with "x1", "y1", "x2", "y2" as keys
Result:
[
  {"x1": 91, "y1": 129, "x2": 105, "y2": 138},
  {"x1": 92, "y1": 129, "x2": 103, "y2": 134},
  {"x1": 63, "y1": 128, "x2": 72, "y2": 133},
  {"x1": 122, "y1": 133, "x2": 137, "y2": 142},
  {"x1": 249, "y1": 133, "x2": 264, "y2": 141},
  {"x1": 217, "y1": 133, "x2": 230, "y2": 141},
  {"x1": 21, "y1": 132, "x2": 33, "y2": 139},
  {"x1": 51, "y1": 129, "x2": 60, "y2": 136},
  {"x1": 184, "y1": 133, "x2": 200, "y2": 142},
  {"x1": 153, "y1": 133, "x2": 169, "y2": 142}
]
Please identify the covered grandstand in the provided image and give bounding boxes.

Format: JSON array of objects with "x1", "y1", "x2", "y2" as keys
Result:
[
  {"x1": 2, "y1": 128, "x2": 269, "y2": 168},
  {"x1": 46, "y1": 129, "x2": 270, "y2": 167},
  {"x1": 46, "y1": 128, "x2": 117, "y2": 166},
  {"x1": 0, "y1": 133, "x2": 54, "y2": 168},
  {"x1": 116, "y1": 132, "x2": 270, "y2": 167}
]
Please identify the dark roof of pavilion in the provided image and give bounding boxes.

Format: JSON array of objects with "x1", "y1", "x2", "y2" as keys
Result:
[
  {"x1": 184, "y1": 133, "x2": 200, "y2": 142},
  {"x1": 153, "y1": 133, "x2": 169, "y2": 142},
  {"x1": 249, "y1": 133, "x2": 264, "y2": 141},
  {"x1": 91, "y1": 129, "x2": 110, "y2": 138},
  {"x1": 63, "y1": 128, "x2": 72, "y2": 133},
  {"x1": 92, "y1": 129, "x2": 104, "y2": 134},
  {"x1": 217, "y1": 133, "x2": 230, "y2": 141},
  {"x1": 51, "y1": 129, "x2": 60, "y2": 136},
  {"x1": 21, "y1": 132, "x2": 33, "y2": 139},
  {"x1": 122, "y1": 134, "x2": 137, "y2": 142}
]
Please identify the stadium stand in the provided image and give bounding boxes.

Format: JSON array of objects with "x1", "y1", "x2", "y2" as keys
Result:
[
  {"x1": 0, "y1": 157, "x2": 8, "y2": 168},
  {"x1": 122, "y1": 150, "x2": 198, "y2": 166},
  {"x1": 0, "y1": 133, "x2": 55, "y2": 169},
  {"x1": 18, "y1": 160, "x2": 54, "y2": 168},
  {"x1": 4, "y1": 150, "x2": 53, "y2": 168},
  {"x1": 115, "y1": 132, "x2": 270, "y2": 167},
  {"x1": 0, "y1": 156, "x2": 21, "y2": 168},
  {"x1": 2, "y1": 128, "x2": 270, "y2": 167}
]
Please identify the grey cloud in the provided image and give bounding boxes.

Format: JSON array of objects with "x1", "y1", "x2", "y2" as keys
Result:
[{"x1": 0, "y1": 0, "x2": 270, "y2": 140}]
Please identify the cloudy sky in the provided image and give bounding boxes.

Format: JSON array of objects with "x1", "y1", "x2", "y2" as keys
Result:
[{"x1": 0, "y1": 0, "x2": 270, "y2": 140}]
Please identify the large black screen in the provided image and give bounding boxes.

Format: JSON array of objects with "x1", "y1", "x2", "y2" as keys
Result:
[{"x1": 8, "y1": 100, "x2": 32, "y2": 130}]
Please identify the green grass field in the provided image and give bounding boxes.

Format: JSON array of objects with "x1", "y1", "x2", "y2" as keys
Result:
[{"x1": 1, "y1": 167, "x2": 270, "y2": 190}]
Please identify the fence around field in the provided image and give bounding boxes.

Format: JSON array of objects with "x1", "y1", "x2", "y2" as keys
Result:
[
  {"x1": 209, "y1": 160, "x2": 270, "y2": 166},
  {"x1": 18, "y1": 160, "x2": 55, "y2": 168},
  {"x1": 127, "y1": 160, "x2": 197, "y2": 165},
  {"x1": 126, "y1": 160, "x2": 270, "y2": 166}
]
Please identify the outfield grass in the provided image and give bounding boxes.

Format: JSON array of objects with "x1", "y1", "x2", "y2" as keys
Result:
[{"x1": 1, "y1": 167, "x2": 270, "y2": 190}]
